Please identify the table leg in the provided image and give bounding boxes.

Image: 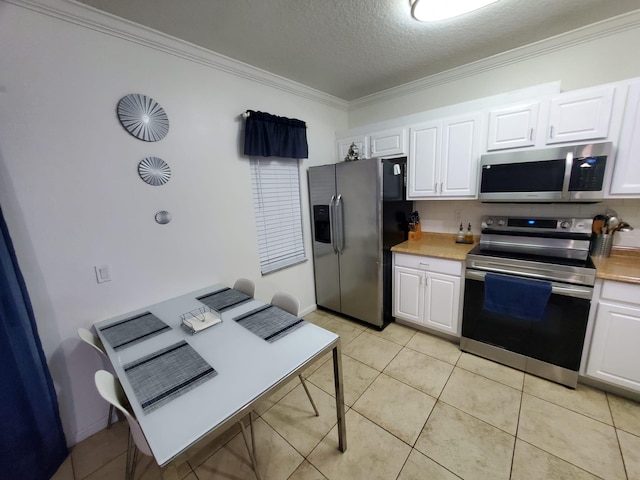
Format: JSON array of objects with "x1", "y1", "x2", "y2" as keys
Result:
[{"x1": 332, "y1": 341, "x2": 347, "y2": 452}]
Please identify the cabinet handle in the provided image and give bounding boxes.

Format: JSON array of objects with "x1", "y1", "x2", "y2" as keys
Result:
[
  {"x1": 549, "y1": 125, "x2": 554, "y2": 138},
  {"x1": 529, "y1": 128, "x2": 534, "y2": 141},
  {"x1": 434, "y1": 182, "x2": 438, "y2": 193},
  {"x1": 440, "y1": 182, "x2": 443, "y2": 193}
]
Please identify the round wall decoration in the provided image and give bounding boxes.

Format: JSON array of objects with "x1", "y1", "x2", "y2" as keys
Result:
[
  {"x1": 117, "y1": 93, "x2": 169, "y2": 142},
  {"x1": 138, "y1": 157, "x2": 171, "y2": 186},
  {"x1": 155, "y1": 211, "x2": 172, "y2": 225}
]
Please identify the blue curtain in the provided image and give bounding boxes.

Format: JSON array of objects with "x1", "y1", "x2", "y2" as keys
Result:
[
  {"x1": 0, "y1": 206, "x2": 68, "y2": 479},
  {"x1": 243, "y1": 110, "x2": 308, "y2": 159}
]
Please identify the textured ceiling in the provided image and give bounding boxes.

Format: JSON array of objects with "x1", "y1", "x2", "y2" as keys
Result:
[{"x1": 76, "y1": 0, "x2": 640, "y2": 101}]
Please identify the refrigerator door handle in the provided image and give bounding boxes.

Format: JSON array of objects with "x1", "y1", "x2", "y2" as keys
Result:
[
  {"x1": 329, "y1": 195, "x2": 338, "y2": 253},
  {"x1": 336, "y1": 194, "x2": 345, "y2": 253}
]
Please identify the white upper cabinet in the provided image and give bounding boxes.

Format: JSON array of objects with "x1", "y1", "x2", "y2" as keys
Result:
[
  {"x1": 369, "y1": 127, "x2": 407, "y2": 158},
  {"x1": 336, "y1": 135, "x2": 368, "y2": 161},
  {"x1": 408, "y1": 121, "x2": 440, "y2": 197},
  {"x1": 546, "y1": 85, "x2": 615, "y2": 144},
  {"x1": 408, "y1": 113, "x2": 481, "y2": 199},
  {"x1": 609, "y1": 81, "x2": 640, "y2": 196},
  {"x1": 487, "y1": 101, "x2": 539, "y2": 151}
]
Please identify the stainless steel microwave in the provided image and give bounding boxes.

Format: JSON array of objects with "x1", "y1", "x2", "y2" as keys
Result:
[{"x1": 478, "y1": 142, "x2": 612, "y2": 203}]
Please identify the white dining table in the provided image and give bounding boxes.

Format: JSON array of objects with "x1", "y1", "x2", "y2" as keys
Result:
[{"x1": 94, "y1": 284, "x2": 346, "y2": 479}]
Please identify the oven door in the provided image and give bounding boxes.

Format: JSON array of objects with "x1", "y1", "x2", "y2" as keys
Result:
[{"x1": 461, "y1": 270, "x2": 592, "y2": 371}]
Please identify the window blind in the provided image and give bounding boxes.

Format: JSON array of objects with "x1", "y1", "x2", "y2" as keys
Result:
[{"x1": 250, "y1": 157, "x2": 307, "y2": 274}]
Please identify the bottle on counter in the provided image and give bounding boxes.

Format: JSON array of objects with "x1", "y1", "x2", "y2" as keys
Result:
[
  {"x1": 456, "y1": 223, "x2": 466, "y2": 243},
  {"x1": 465, "y1": 223, "x2": 474, "y2": 244}
]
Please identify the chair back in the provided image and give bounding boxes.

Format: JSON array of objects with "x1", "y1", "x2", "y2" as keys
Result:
[
  {"x1": 94, "y1": 370, "x2": 152, "y2": 457},
  {"x1": 234, "y1": 278, "x2": 255, "y2": 298},
  {"x1": 78, "y1": 327, "x2": 107, "y2": 357},
  {"x1": 271, "y1": 292, "x2": 300, "y2": 316}
]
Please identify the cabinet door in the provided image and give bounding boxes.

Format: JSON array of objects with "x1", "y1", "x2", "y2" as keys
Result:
[
  {"x1": 408, "y1": 121, "x2": 440, "y2": 198},
  {"x1": 610, "y1": 82, "x2": 640, "y2": 195},
  {"x1": 586, "y1": 301, "x2": 640, "y2": 391},
  {"x1": 487, "y1": 102, "x2": 538, "y2": 150},
  {"x1": 440, "y1": 114, "x2": 481, "y2": 197},
  {"x1": 546, "y1": 86, "x2": 615, "y2": 144},
  {"x1": 393, "y1": 266, "x2": 423, "y2": 323},
  {"x1": 337, "y1": 135, "x2": 368, "y2": 162},
  {"x1": 370, "y1": 128, "x2": 406, "y2": 158},
  {"x1": 423, "y1": 272, "x2": 460, "y2": 335}
]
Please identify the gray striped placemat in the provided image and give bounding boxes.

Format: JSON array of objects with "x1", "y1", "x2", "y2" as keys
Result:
[
  {"x1": 123, "y1": 340, "x2": 217, "y2": 414},
  {"x1": 198, "y1": 288, "x2": 252, "y2": 312},
  {"x1": 99, "y1": 312, "x2": 171, "y2": 351},
  {"x1": 233, "y1": 305, "x2": 306, "y2": 343}
]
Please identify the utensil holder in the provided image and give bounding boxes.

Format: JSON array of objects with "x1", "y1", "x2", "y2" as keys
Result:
[{"x1": 590, "y1": 234, "x2": 613, "y2": 258}]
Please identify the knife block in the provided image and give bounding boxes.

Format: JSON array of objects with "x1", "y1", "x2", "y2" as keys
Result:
[{"x1": 408, "y1": 222, "x2": 422, "y2": 241}]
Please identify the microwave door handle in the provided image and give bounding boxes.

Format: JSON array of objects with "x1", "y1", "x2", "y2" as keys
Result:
[{"x1": 561, "y1": 151, "x2": 573, "y2": 200}]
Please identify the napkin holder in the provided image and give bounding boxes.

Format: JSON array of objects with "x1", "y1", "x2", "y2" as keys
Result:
[{"x1": 180, "y1": 306, "x2": 222, "y2": 334}]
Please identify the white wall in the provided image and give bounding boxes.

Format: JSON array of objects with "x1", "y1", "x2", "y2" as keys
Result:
[
  {"x1": 348, "y1": 10, "x2": 640, "y2": 127},
  {"x1": 344, "y1": 9, "x2": 640, "y2": 248},
  {"x1": 0, "y1": 0, "x2": 346, "y2": 444},
  {"x1": 413, "y1": 199, "x2": 640, "y2": 249}
]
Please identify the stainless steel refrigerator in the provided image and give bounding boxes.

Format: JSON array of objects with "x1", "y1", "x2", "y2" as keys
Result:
[{"x1": 308, "y1": 157, "x2": 412, "y2": 328}]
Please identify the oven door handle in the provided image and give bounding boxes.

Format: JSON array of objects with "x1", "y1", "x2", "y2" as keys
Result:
[{"x1": 465, "y1": 270, "x2": 593, "y2": 299}]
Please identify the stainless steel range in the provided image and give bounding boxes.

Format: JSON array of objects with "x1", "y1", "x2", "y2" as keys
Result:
[{"x1": 461, "y1": 216, "x2": 595, "y2": 388}]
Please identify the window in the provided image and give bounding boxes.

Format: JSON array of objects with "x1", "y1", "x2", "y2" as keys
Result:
[{"x1": 250, "y1": 157, "x2": 307, "y2": 274}]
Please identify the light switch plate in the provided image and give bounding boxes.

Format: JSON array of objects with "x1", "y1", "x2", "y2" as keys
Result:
[{"x1": 95, "y1": 265, "x2": 111, "y2": 283}]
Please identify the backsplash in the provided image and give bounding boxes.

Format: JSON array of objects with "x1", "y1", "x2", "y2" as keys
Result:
[{"x1": 414, "y1": 199, "x2": 640, "y2": 248}]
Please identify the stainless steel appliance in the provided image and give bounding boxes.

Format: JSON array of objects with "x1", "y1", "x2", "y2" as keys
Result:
[
  {"x1": 479, "y1": 142, "x2": 612, "y2": 203},
  {"x1": 308, "y1": 158, "x2": 412, "y2": 328},
  {"x1": 461, "y1": 216, "x2": 595, "y2": 388}
]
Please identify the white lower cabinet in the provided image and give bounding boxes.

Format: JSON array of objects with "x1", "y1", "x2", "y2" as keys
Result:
[
  {"x1": 586, "y1": 280, "x2": 640, "y2": 392},
  {"x1": 393, "y1": 253, "x2": 462, "y2": 335}
]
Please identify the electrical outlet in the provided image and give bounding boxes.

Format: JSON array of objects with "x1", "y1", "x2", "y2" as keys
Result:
[{"x1": 454, "y1": 210, "x2": 462, "y2": 222}]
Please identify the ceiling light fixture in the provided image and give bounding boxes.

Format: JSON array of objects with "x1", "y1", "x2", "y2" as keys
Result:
[{"x1": 411, "y1": 0, "x2": 500, "y2": 22}]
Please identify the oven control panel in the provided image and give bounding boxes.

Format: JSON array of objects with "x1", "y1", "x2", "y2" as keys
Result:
[{"x1": 481, "y1": 216, "x2": 592, "y2": 234}]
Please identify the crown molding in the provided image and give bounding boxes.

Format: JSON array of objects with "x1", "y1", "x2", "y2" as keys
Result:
[
  {"x1": 3, "y1": 0, "x2": 349, "y2": 111},
  {"x1": 350, "y1": 9, "x2": 640, "y2": 110}
]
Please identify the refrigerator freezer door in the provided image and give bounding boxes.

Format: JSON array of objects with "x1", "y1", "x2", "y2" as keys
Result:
[
  {"x1": 336, "y1": 159, "x2": 383, "y2": 326},
  {"x1": 308, "y1": 165, "x2": 341, "y2": 312}
]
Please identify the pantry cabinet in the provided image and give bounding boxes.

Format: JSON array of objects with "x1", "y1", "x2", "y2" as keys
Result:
[
  {"x1": 408, "y1": 113, "x2": 481, "y2": 199},
  {"x1": 585, "y1": 280, "x2": 640, "y2": 392},
  {"x1": 609, "y1": 81, "x2": 640, "y2": 196},
  {"x1": 369, "y1": 127, "x2": 407, "y2": 158},
  {"x1": 393, "y1": 253, "x2": 462, "y2": 335},
  {"x1": 545, "y1": 85, "x2": 615, "y2": 144},
  {"x1": 487, "y1": 101, "x2": 539, "y2": 151}
]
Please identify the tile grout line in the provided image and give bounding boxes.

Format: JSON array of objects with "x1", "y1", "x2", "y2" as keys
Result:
[{"x1": 607, "y1": 391, "x2": 631, "y2": 480}]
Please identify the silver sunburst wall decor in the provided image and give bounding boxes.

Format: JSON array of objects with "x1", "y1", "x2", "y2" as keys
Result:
[
  {"x1": 117, "y1": 93, "x2": 169, "y2": 142},
  {"x1": 138, "y1": 157, "x2": 171, "y2": 186}
]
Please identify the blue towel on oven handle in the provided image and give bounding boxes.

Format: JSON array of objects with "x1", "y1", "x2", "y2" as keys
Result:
[{"x1": 483, "y1": 273, "x2": 552, "y2": 321}]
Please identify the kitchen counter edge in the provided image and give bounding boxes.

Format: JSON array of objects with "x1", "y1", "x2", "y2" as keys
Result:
[
  {"x1": 391, "y1": 233, "x2": 476, "y2": 262},
  {"x1": 392, "y1": 234, "x2": 640, "y2": 285}
]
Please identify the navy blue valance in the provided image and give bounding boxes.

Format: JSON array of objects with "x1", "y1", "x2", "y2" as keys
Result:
[{"x1": 243, "y1": 110, "x2": 308, "y2": 159}]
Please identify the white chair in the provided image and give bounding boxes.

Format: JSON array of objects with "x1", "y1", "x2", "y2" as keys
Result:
[
  {"x1": 234, "y1": 278, "x2": 255, "y2": 298},
  {"x1": 95, "y1": 370, "x2": 262, "y2": 480},
  {"x1": 94, "y1": 370, "x2": 152, "y2": 480},
  {"x1": 270, "y1": 292, "x2": 319, "y2": 417},
  {"x1": 78, "y1": 328, "x2": 116, "y2": 428}
]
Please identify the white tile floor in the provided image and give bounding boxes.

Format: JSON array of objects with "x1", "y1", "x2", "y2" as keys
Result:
[{"x1": 53, "y1": 310, "x2": 640, "y2": 479}]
